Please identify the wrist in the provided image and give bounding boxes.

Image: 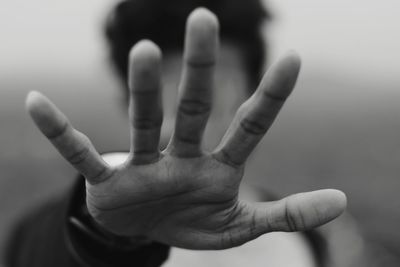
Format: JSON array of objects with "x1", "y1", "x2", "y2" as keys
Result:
[
  {"x1": 72, "y1": 199, "x2": 152, "y2": 250},
  {"x1": 66, "y1": 175, "x2": 170, "y2": 266},
  {"x1": 88, "y1": 212, "x2": 152, "y2": 249}
]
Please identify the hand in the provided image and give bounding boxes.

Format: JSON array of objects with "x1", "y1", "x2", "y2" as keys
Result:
[{"x1": 26, "y1": 8, "x2": 346, "y2": 250}]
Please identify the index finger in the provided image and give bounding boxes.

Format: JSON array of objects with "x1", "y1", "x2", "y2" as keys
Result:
[{"x1": 213, "y1": 52, "x2": 301, "y2": 167}]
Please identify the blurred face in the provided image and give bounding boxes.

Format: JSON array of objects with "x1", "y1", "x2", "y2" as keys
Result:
[{"x1": 160, "y1": 43, "x2": 249, "y2": 149}]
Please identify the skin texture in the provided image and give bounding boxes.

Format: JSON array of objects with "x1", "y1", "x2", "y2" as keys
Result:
[{"x1": 25, "y1": 8, "x2": 347, "y2": 250}]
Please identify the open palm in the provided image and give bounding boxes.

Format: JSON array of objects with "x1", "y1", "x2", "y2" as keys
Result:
[{"x1": 26, "y1": 8, "x2": 346, "y2": 250}]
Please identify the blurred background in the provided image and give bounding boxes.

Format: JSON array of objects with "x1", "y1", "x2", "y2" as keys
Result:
[{"x1": 0, "y1": 0, "x2": 400, "y2": 263}]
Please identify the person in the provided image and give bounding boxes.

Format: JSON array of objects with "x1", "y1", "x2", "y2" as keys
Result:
[{"x1": 6, "y1": 1, "x2": 391, "y2": 266}]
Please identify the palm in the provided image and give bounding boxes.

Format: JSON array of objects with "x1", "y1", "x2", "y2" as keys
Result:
[
  {"x1": 26, "y1": 8, "x2": 346, "y2": 250},
  {"x1": 88, "y1": 155, "x2": 243, "y2": 248}
]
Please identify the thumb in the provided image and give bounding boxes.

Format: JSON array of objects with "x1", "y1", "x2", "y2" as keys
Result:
[
  {"x1": 253, "y1": 189, "x2": 347, "y2": 233},
  {"x1": 218, "y1": 189, "x2": 346, "y2": 249}
]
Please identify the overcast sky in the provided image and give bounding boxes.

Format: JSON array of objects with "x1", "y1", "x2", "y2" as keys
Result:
[{"x1": 1, "y1": 0, "x2": 399, "y2": 83}]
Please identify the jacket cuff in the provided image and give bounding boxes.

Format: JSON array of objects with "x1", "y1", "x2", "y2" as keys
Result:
[{"x1": 65, "y1": 176, "x2": 170, "y2": 267}]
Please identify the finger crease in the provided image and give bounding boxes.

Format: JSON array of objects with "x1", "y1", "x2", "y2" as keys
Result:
[
  {"x1": 240, "y1": 118, "x2": 268, "y2": 135},
  {"x1": 186, "y1": 60, "x2": 216, "y2": 68},
  {"x1": 48, "y1": 122, "x2": 69, "y2": 140},
  {"x1": 133, "y1": 117, "x2": 162, "y2": 130},
  {"x1": 131, "y1": 89, "x2": 159, "y2": 96},
  {"x1": 214, "y1": 149, "x2": 241, "y2": 168},
  {"x1": 284, "y1": 201, "x2": 298, "y2": 232},
  {"x1": 263, "y1": 90, "x2": 287, "y2": 102},
  {"x1": 67, "y1": 146, "x2": 90, "y2": 165},
  {"x1": 133, "y1": 149, "x2": 158, "y2": 155},
  {"x1": 179, "y1": 99, "x2": 211, "y2": 116},
  {"x1": 89, "y1": 167, "x2": 114, "y2": 184},
  {"x1": 174, "y1": 134, "x2": 200, "y2": 145}
]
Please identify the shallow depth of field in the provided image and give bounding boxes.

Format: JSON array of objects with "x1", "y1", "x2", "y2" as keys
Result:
[{"x1": 0, "y1": 0, "x2": 399, "y2": 264}]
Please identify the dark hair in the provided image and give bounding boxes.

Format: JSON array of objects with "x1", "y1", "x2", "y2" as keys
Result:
[{"x1": 105, "y1": 0, "x2": 270, "y2": 97}]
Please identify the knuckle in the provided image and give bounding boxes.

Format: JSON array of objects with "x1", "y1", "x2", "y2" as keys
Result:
[
  {"x1": 65, "y1": 131, "x2": 92, "y2": 165},
  {"x1": 213, "y1": 149, "x2": 242, "y2": 168},
  {"x1": 239, "y1": 117, "x2": 268, "y2": 135},
  {"x1": 186, "y1": 59, "x2": 216, "y2": 69},
  {"x1": 250, "y1": 212, "x2": 258, "y2": 237},
  {"x1": 220, "y1": 231, "x2": 239, "y2": 249},
  {"x1": 284, "y1": 200, "x2": 306, "y2": 232},
  {"x1": 133, "y1": 116, "x2": 162, "y2": 130},
  {"x1": 174, "y1": 134, "x2": 200, "y2": 145},
  {"x1": 88, "y1": 167, "x2": 114, "y2": 184},
  {"x1": 47, "y1": 122, "x2": 69, "y2": 140},
  {"x1": 179, "y1": 99, "x2": 211, "y2": 116},
  {"x1": 132, "y1": 88, "x2": 159, "y2": 97},
  {"x1": 262, "y1": 90, "x2": 287, "y2": 103},
  {"x1": 67, "y1": 145, "x2": 90, "y2": 165}
]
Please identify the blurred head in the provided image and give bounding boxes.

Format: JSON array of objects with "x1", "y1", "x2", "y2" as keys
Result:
[
  {"x1": 102, "y1": 4, "x2": 318, "y2": 264},
  {"x1": 104, "y1": 0, "x2": 270, "y2": 147}
]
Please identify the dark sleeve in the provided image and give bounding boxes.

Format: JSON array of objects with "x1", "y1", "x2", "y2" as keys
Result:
[{"x1": 5, "y1": 176, "x2": 170, "y2": 267}]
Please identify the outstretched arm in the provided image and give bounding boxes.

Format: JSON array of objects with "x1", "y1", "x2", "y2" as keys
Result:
[{"x1": 26, "y1": 8, "x2": 346, "y2": 251}]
